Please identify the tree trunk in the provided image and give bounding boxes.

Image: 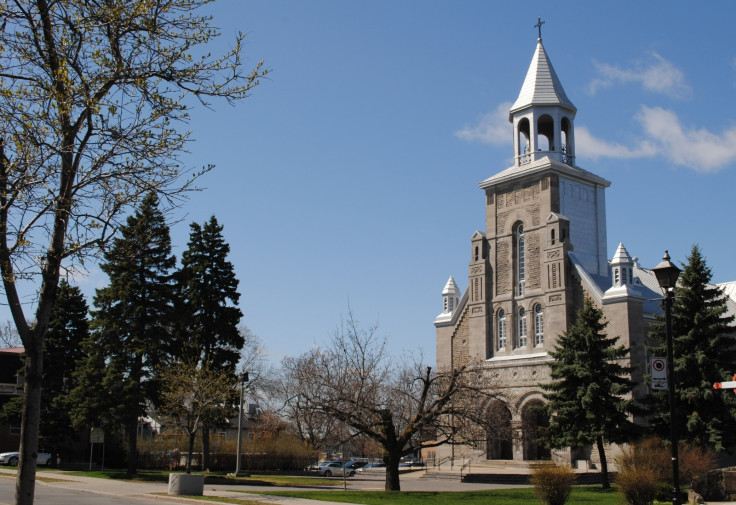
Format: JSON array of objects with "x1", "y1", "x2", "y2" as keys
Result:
[
  {"x1": 127, "y1": 418, "x2": 138, "y2": 476},
  {"x1": 596, "y1": 436, "x2": 610, "y2": 489},
  {"x1": 186, "y1": 432, "x2": 195, "y2": 474},
  {"x1": 384, "y1": 451, "x2": 402, "y2": 492},
  {"x1": 202, "y1": 425, "x2": 210, "y2": 471},
  {"x1": 14, "y1": 344, "x2": 43, "y2": 505}
]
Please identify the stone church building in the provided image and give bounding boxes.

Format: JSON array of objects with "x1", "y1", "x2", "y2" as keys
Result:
[{"x1": 433, "y1": 34, "x2": 703, "y2": 464}]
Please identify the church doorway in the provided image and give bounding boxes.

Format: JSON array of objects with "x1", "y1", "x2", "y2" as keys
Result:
[
  {"x1": 521, "y1": 399, "x2": 550, "y2": 460},
  {"x1": 486, "y1": 400, "x2": 513, "y2": 460}
]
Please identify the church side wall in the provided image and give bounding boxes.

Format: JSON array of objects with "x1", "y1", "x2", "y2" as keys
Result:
[{"x1": 559, "y1": 176, "x2": 607, "y2": 275}]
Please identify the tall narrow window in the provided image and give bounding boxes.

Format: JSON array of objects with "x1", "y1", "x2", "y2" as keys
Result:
[
  {"x1": 534, "y1": 304, "x2": 544, "y2": 346},
  {"x1": 497, "y1": 310, "x2": 507, "y2": 351},
  {"x1": 517, "y1": 307, "x2": 527, "y2": 348},
  {"x1": 517, "y1": 224, "x2": 525, "y2": 295}
]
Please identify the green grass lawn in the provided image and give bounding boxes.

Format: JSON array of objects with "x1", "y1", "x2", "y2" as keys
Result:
[
  {"x1": 65, "y1": 469, "x2": 338, "y2": 487},
  {"x1": 248, "y1": 486, "x2": 621, "y2": 505}
]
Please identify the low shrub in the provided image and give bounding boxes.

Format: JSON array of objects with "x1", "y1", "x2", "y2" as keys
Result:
[
  {"x1": 615, "y1": 436, "x2": 717, "y2": 487},
  {"x1": 679, "y1": 443, "x2": 717, "y2": 487},
  {"x1": 616, "y1": 468, "x2": 656, "y2": 505},
  {"x1": 528, "y1": 462, "x2": 576, "y2": 505}
]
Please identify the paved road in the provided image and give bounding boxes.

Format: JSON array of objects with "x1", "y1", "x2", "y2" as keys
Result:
[
  {"x1": 0, "y1": 468, "x2": 518, "y2": 505},
  {"x1": 3, "y1": 467, "x2": 736, "y2": 505}
]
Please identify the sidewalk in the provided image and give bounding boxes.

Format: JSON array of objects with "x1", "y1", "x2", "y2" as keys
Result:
[{"x1": 0, "y1": 468, "x2": 353, "y2": 505}]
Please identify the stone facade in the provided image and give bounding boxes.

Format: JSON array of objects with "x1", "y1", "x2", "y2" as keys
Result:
[{"x1": 434, "y1": 37, "x2": 660, "y2": 464}]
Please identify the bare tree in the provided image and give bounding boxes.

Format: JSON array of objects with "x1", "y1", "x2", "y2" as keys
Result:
[
  {"x1": 157, "y1": 361, "x2": 236, "y2": 474},
  {"x1": 278, "y1": 350, "x2": 345, "y2": 452},
  {"x1": 0, "y1": 321, "x2": 22, "y2": 348},
  {"x1": 0, "y1": 2, "x2": 267, "y2": 502},
  {"x1": 237, "y1": 325, "x2": 273, "y2": 404},
  {"x1": 280, "y1": 309, "x2": 500, "y2": 491}
]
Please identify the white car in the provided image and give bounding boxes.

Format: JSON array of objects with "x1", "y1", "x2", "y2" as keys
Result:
[{"x1": 0, "y1": 451, "x2": 53, "y2": 466}]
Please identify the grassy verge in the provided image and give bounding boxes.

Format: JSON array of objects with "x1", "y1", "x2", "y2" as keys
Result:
[
  {"x1": 245, "y1": 486, "x2": 620, "y2": 505},
  {"x1": 65, "y1": 469, "x2": 337, "y2": 487}
]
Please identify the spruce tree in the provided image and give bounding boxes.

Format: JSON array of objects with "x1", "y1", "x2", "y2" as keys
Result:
[
  {"x1": 40, "y1": 280, "x2": 90, "y2": 457},
  {"x1": 541, "y1": 297, "x2": 639, "y2": 489},
  {"x1": 178, "y1": 216, "x2": 243, "y2": 368},
  {"x1": 87, "y1": 193, "x2": 176, "y2": 475},
  {"x1": 649, "y1": 245, "x2": 736, "y2": 451},
  {"x1": 176, "y1": 216, "x2": 243, "y2": 469},
  {"x1": 2, "y1": 281, "x2": 90, "y2": 460}
]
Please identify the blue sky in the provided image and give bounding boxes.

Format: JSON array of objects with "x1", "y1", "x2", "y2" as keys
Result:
[{"x1": 13, "y1": 1, "x2": 736, "y2": 364}]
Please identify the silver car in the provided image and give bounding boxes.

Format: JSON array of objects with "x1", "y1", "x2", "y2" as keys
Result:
[
  {"x1": 0, "y1": 451, "x2": 53, "y2": 466},
  {"x1": 318, "y1": 462, "x2": 355, "y2": 477}
]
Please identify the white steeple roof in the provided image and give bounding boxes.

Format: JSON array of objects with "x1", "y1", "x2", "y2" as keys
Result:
[
  {"x1": 509, "y1": 39, "x2": 576, "y2": 119},
  {"x1": 611, "y1": 242, "x2": 633, "y2": 266},
  {"x1": 442, "y1": 276, "x2": 460, "y2": 296}
]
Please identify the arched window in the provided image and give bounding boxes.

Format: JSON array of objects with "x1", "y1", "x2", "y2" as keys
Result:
[
  {"x1": 517, "y1": 307, "x2": 527, "y2": 348},
  {"x1": 534, "y1": 304, "x2": 544, "y2": 346},
  {"x1": 497, "y1": 310, "x2": 507, "y2": 351},
  {"x1": 517, "y1": 224, "x2": 525, "y2": 295}
]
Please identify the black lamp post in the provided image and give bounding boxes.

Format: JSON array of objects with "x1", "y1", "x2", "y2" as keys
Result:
[
  {"x1": 234, "y1": 371, "x2": 249, "y2": 477},
  {"x1": 652, "y1": 250, "x2": 682, "y2": 505}
]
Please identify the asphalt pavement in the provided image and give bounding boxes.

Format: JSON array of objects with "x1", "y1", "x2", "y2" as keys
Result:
[{"x1": 2, "y1": 466, "x2": 736, "y2": 505}]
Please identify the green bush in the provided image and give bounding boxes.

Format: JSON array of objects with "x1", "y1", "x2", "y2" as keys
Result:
[
  {"x1": 616, "y1": 468, "x2": 656, "y2": 505},
  {"x1": 528, "y1": 462, "x2": 576, "y2": 505}
]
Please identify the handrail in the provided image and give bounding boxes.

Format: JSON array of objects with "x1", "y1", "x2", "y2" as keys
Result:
[{"x1": 515, "y1": 150, "x2": 574, "y2": 167}]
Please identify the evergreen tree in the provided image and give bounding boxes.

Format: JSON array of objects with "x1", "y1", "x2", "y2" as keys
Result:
[
  {"x1": 2, "y1": 281, "x2": 90, "y2": 460},
  {"x1": 176, "y1": 216, "x2": 243, "y2": 469},
  {"x1": 541, "y1": 297, "x2": 639, "y2": 489},
  {"x1": 178, "y1": 216, "x2": 243, "y2": 369},
  {"x1": 83, "y1": 193, "x2": 176, "y2": 475},
  {"x1": 649, "y1": 245, "x2": 736, "y2": 451},
  {"x1": 39, "y1": 280, "x2": 90, "y2": 457}
]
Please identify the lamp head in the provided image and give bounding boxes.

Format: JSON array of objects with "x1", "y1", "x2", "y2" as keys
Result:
[{"x1": 652, "y1": 250, "x2": 681, "y2": 290}]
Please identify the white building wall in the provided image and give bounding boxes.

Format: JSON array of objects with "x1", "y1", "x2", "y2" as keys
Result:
[{"x1": 559, "y1": 176, "x2": 608, "y2": 275}]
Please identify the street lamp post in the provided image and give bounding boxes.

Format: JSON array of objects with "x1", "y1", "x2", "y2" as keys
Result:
[
  {"x1": 652, "y1": 250, "x2": 682, "y2": 505},
  {"x1": 234, "y1": 371, "x2": 249, "y2": 477}
]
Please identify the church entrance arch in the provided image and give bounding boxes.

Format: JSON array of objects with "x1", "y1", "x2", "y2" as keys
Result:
[
  {"x1": 486, "y1": 400, "x2": 513, "y2": 460},
  {"x1": 521, "y1": 399, "x2": 550, "y2": 460}
]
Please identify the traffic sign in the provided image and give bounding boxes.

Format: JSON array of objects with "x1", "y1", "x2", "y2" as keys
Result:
[{"x1": 651, "y1": 357, "x2": 667, "y2": 390}]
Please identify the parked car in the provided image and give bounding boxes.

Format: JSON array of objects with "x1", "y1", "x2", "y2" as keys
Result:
[
  {"x1": 357, "y1": 462, "x2": 386, "y2": 472},
  {"x1": 0, "y1": 450, "x2": 53, "y2": 466},
  {"x1": 344, "y1": 460, "x2": 368, "y2": 470},
  {"x1": 399, "y1": 460, "x2": 425, "y2": 468},
  {"x1": 318, "y1": 462, "x2": 355, "y2": 477}
]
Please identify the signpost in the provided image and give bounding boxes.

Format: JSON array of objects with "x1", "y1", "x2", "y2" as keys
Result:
[
  {"x1": 89, "y1": 427, "x2": 105, "y2": 471},
  {"x1": 651, "y1": 357, "x2": 667, "y2": 391}
]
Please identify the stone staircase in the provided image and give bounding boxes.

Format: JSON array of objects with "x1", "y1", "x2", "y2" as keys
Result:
[{"x1": 422, "y1": 459, "x2": 606, "y2": 486}]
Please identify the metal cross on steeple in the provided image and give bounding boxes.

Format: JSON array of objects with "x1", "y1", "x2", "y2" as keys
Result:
[{"x1": 534, "y1": 17, "x2": 545, "y2": 40}]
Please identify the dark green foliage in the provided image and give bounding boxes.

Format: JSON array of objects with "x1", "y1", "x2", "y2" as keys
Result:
[
  {"x1": 175, "y1": 215, "x2": 243, "y2": 469},
  {"x1": 648, "y1": 245, "x2": 736, "y2": 451},
  {"x1": 2, "y1": 281, "x2": 90, "y2": 457},
  {"x1": 176, "y1": 216, "x2": 243, "y2": 371},
  {"x1": 541, "y1": 297, "x2": 639, "y2": 488},
  {"x1": 73, "y1": 193, "x2": 176, "y2": 474},
  {"x1": 39, "y1": 280, "x2": 90, "y2": 454}
]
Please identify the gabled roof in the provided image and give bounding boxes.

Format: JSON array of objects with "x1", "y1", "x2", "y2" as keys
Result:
[{"x1": 510, "y1": 39, "x2": 576, "y2": 119}]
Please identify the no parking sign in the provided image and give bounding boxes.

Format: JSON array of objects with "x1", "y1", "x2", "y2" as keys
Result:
[{"x1": 651, "y1": 357, "x2": 667, "y2": 390}]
